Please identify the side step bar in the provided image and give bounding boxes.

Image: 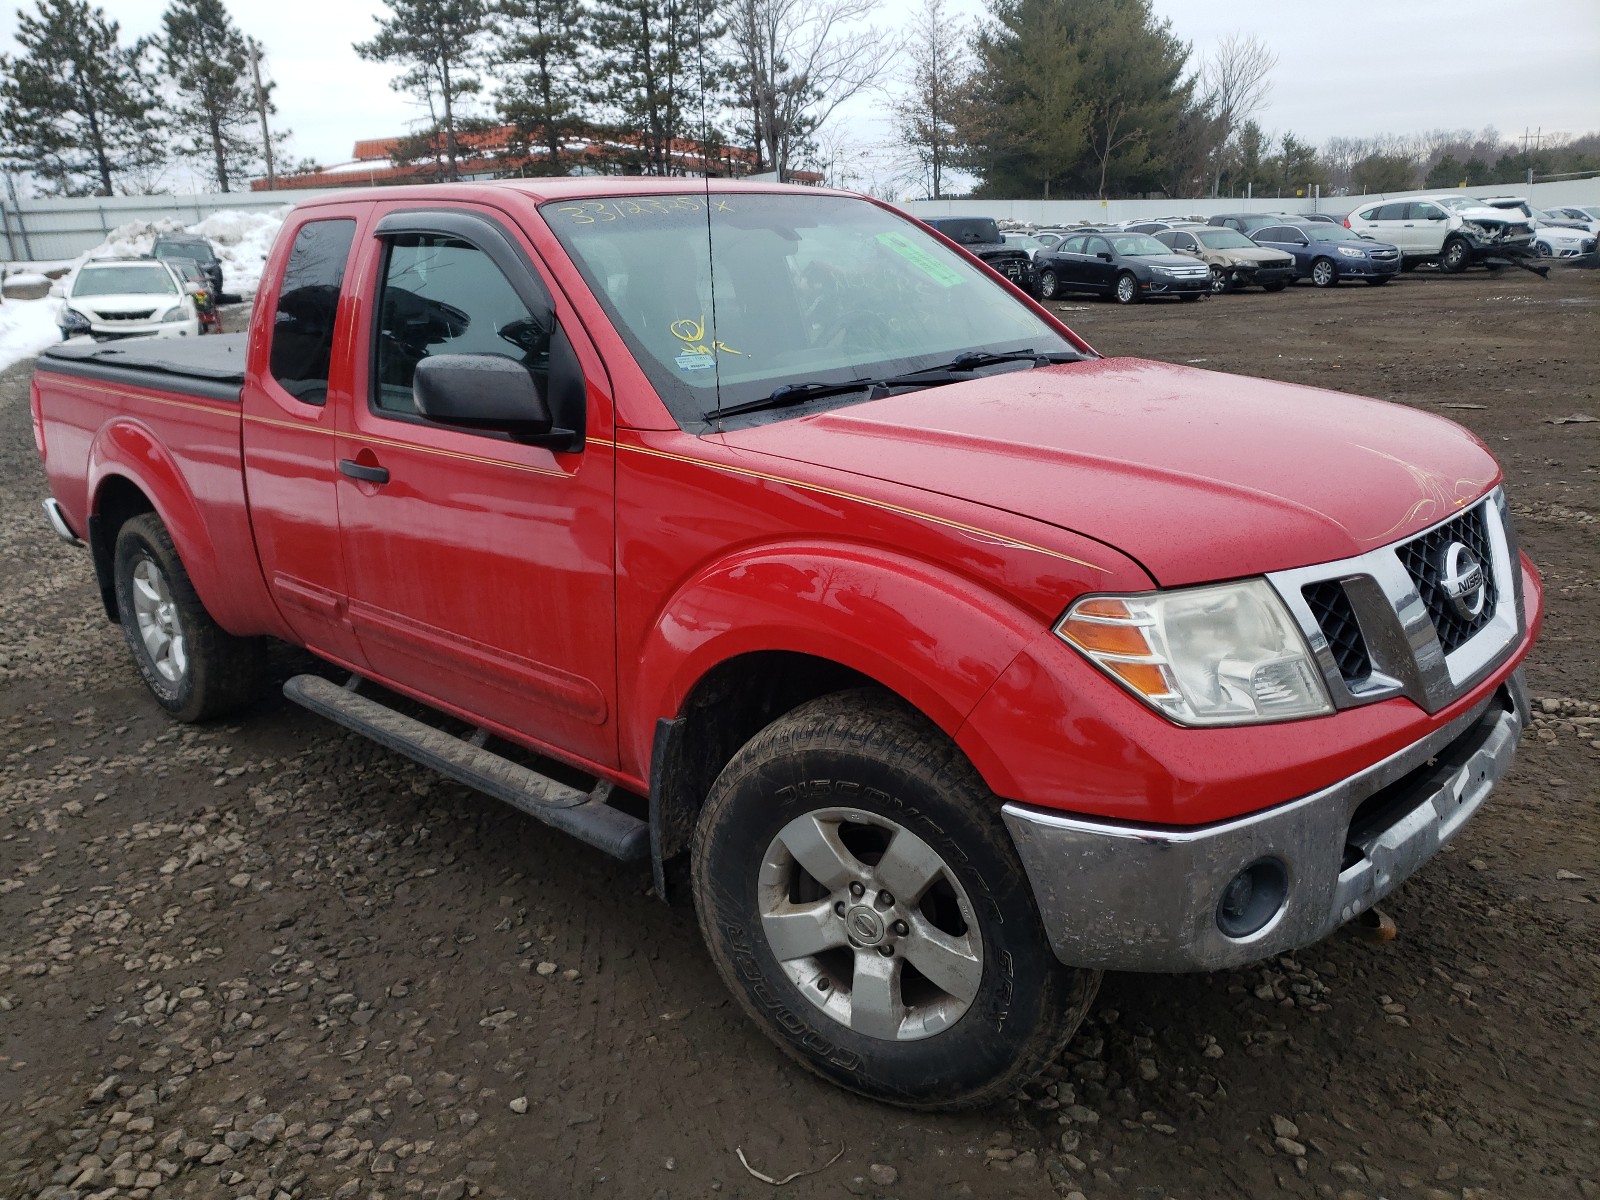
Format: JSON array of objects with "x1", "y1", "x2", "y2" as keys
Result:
[{"x1": 283, "y1": 674, "x2": 649, "y2": 862}]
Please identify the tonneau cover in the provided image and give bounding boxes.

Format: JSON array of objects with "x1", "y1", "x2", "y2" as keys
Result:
[{"x1": 42, "y1": 333, "x2": 248, "y2": 385}]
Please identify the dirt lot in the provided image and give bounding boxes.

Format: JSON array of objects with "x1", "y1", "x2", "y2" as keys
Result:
[{"x1": 1, "y1": 266, "x2": 1596, "y2": 1200}]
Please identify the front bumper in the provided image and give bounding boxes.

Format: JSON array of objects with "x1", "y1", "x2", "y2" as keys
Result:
[
  {"x1": 1144, "y1": 275, "x2": 1208, "y2": 295},
  {"x1": 1239, "y1": 265, "x2": 1294, "y2": 286},
  {"x1": 1002, "y1": 670, "x2": 1527, "y2": 972}
]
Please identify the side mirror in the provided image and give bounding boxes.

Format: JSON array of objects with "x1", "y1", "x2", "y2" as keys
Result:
[
  {"x1": 413, "y1": 354, "x2": 553, "y2": 437},
  {"x1": 1097, "y1": 251, "x2": 1114, "y2": 261}
]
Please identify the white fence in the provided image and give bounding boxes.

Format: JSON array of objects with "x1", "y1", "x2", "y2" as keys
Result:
[
  {"x1": 899, "y1": 176, "x2": 1600, "y2": 226},
  {"x1": 0, "y1": 189, "x2": 339, "y2": 262}
]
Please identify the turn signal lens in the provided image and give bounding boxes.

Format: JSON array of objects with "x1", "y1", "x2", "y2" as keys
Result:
[{"x1": 1055, "y1": 580, "x2": 1333, "y2": 727}]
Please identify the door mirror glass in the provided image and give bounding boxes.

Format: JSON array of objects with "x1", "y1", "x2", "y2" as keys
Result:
[{"x1": 413, "y1": 354, "x2": 553, "y2": 435}]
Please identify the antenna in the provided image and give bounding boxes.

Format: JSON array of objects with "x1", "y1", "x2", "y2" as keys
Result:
[{"x1": 693, "y1": 4, "x2": 722, "y2": 420}]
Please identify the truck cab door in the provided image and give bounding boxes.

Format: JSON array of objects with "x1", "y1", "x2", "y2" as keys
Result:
[
  {"x1": 241, "y1": 206, "x2": 372, "y2": 669},
  {"x1": 334, "y1": 205, "x2": 620, "y2": 771}
]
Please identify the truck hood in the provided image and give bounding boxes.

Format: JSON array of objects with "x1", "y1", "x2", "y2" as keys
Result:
[{"x1": 720, "y1": 358, "x2": 1501, "y2": 586}]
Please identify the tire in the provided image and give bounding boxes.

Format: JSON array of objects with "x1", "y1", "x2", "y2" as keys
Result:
[
  {"x1": 1208, "y1": 265, "x2": 1231, "y2": 295},
  {"x1": 113, "y1": 512, "x2": 264, "y2": 722},
  {"x1": 1439, "y1": 237, "x2": 1472, "y2": 273},
  {"x1": 1263, "y1": 281, "x2": 1287, "y2": 293},
  {"x1": 1114, "y1": 272, "x2": 1139, "y2": 304},
  {"x1": 1179, "y1": 293, "x2": 1202, "y2": 302},
  {"x1": 1037, "y1": 268, "x2": 1059, "y2": 300},
  {"x1": 1535, "y1": 242, "x2": 1552, "y2": 259},
  {"x1": 692, "y1": 689, "x2": 1100, "y2": 1110},
  {"x1": 1310, "y1": 257, "x2": 1338, "y2": 288},
  {"x1": 1365, "y1": 276, "x2": 1390, "y2": 286}
]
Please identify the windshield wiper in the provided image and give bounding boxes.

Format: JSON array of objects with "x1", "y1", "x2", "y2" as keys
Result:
[
  {"x1": 704, "y1": 350, "x2": 1081, "y2": 421},
  {"x1": 938, "y1": 348, "x2": 1081, "y2": 372}
]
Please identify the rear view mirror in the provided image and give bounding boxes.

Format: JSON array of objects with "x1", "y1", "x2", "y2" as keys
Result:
[{"x1": 413, "y1": 354, "x2": 553, "y2": 437}]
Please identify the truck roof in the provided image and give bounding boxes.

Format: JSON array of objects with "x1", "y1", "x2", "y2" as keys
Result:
[{"x1": 288, "y1": 178, "x2": 855, "y2": 210}]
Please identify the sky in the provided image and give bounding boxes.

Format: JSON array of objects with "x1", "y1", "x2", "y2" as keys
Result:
[{"x1": 2, "y1": 0, "x2": 1597, "y2": 187}]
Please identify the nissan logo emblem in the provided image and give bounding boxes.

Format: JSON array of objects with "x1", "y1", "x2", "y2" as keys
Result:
[{"x1": 1439, "y1": 541, "x2": 1486, "y2": 620}]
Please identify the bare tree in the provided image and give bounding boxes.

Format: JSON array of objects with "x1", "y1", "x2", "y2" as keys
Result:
[
  {"x1": 1198, "y1": 32, "x2": 1276, "y2": 195},
  {"x1": 722, "y1": 0, "x2": 895, "y2": 179},
  {"x1": 892, "y1": 0, "x2": 968, "y2": 199}
]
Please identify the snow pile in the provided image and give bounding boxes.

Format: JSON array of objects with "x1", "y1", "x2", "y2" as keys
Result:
[
  {"x1": 3, "y1": 272, "x2": 49, "y2": 289},
  {"x1": 0, "y1": 294, "x2": 64, "y2": 376},
  {"x1": 52, "y1": 206, "x2": 290, "y2": 300}
]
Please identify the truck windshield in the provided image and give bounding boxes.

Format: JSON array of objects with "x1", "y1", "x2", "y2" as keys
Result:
[
  {"x1": 542, "y1": 193, "x2": 1076, "y2": 427},
  {"x1": 72, "y1": 266, "x2": 177, "y2": 297},
  {"x1": 929, "y1": 218, "x2": 1001, "y2": 244}
]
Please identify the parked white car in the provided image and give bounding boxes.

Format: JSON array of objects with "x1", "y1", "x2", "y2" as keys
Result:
[
  {"x1": 1531, "y1": 219, "x2": 1597, "y2": 259},
  {"x1": 1345, "y1": 195, "x2": 1536, "y2": 272},
  {"x1": 58, "y1": 258, "x2": 203, "y2": 343},
  {"x1": 1546, "y1": 205, "x2": 1600, "y2": 233}
]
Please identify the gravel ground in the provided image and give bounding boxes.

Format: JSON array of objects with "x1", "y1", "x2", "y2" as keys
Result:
[{"x1": 1, "y1": 269, "x2": 1597, "y2": 1200}]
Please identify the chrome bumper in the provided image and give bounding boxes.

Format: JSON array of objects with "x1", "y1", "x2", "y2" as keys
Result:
[
  {"x1": 42, "y1": 498, "x2": 83, "y2": 546},
  {"x1": 1002, "y1": 670, "x2": 1527, "y2": 973}
]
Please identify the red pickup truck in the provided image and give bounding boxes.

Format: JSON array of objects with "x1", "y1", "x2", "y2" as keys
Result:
[{"x1": 32, "y1": 181, "x2": 1541, "y2": 1109}]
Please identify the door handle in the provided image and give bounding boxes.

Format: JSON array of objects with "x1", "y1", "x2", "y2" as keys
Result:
[{"x1": 339, "y1": 459, "x2": 390, "y2": 485}]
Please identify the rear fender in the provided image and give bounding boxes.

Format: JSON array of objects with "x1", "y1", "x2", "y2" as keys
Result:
[
  {"x1": 627, "y1": 542, "x2": 1045, "y2": 795},
  {"x1": 86, "y1": 418, "x2": 263, "y2": 635}
]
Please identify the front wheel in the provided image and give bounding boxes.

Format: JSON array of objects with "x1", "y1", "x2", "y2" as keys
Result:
[
  {"x1": 1208, "y1": 265, "x2": 1231, "y2": 295},
  {"x1": 1310, "y1": 258, "x2": 1338, "y2": 288},
  {"x1": 113, "y1": 513, "x2": 263, "y2": 722},
  {"x1": 1535, "y1": 242, "x2": 1553, "y2": 258},
  {"x1": 1037, "y1": 268, "x2": 1059, "y2": 300},
  {"x1": 1114, "y1": 272, "x2": 1139, "y2": 304},
  {"x1": 1439, "y1": 237, "x2": 1472, "y2": 273},
  {"x1": 692, "y1": 690, "x2": 1100, "y2": 1110}
]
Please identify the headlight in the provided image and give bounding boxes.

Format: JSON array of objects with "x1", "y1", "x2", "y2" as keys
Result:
[
  {"x1": 59, "y1": 307, "x2": 91, "y2": 332},
  {"x1": 1336, "y1": 246, "x2": 1365, "y2": 258},
  {"x1": 1055, "y1": 580, "x2": 1333, "y2": 726},
  {"x1": 160, "y1": 306, "x2": 186, "y2": 323}
]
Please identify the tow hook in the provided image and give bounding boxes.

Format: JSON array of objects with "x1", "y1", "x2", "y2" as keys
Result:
[{"x1": 1354, "y1": 906, "x2": 1398, "y2": 943}]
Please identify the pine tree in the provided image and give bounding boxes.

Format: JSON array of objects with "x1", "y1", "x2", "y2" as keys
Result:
[
  {"x1": 0, "y1": 0, "x2": 163, "y2": 196},
  {"x1": 356, "y1": 0, "x2": 490, "y2": 182},
  {"x1": 495, "y1": 0, "x2": 590, "y2": 175},
  {"x1": 588, "y1": 0, "x2": 725, "y2": 176},
  {"x1": 160, "y1": 0, "x2": 267, "y2": 192}
]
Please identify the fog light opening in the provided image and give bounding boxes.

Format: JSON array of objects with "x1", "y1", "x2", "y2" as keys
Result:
[{"x1": 1216, "y1": 859, "x2": 1288, "y2": 938}]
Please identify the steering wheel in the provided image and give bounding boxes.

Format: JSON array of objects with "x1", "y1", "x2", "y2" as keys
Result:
[{"x1": 815, "y1": 307, "x2": 895, "y2": 353}]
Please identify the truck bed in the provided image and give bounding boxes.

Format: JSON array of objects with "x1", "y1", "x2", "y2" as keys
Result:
[{"x1": 38, "y1": 334, "x2": 248, "y2": 403}]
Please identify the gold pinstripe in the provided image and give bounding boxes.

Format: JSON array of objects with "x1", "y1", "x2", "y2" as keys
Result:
[{"x1": 615, "y1": 441, "x2": 1107, "y2": 573}]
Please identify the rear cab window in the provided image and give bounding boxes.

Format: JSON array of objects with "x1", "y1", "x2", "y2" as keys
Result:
[{"x1": 269, "y1": 219, "x2": 358, "y2": 404}]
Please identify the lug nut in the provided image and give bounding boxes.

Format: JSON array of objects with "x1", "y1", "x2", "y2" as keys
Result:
[
  {"x1": 878, "y1": 890, "x2": 894, "y2": 907},
  {"x1": 816, "y1": 978, "x2": 830, "y2": 991},
  {"x1": 877, "y1": 944, "x2": 894, "y2": 957},
  {"x1": 849, "y1": 881, "x2": 865, "y2": 898},
  {"x1": 834, "y1": 901, "x2": 846, "y2": 917},
  {"x1": 892, "y1": 920, "x2": 909, "y2": 936}
]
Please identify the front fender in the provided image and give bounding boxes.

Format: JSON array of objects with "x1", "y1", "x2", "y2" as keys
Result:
[
  {"x1": 626, "y1": 541, "x2": 1051, "y2": 793},
  {"x1": 88, "y1": 417, "x2": 284, "y2": 638}
]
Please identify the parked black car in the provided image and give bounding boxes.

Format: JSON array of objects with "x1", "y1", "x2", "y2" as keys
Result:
[
  {"x1": 1033, "y1": 230, "x2": 1210, "y2": 303},
  {"x1": 922, "y1": 217, "x2": 1036, "y2": 294},
  {"x1": 151, "y1": 233, "x2": 224, "y2": 296},
  {"x1": 1249, "y1": 221, "x2": 1401, "y2": 287}
]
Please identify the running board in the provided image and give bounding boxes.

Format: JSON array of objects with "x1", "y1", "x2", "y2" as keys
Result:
[{"x1": 283, "y1": 674, "x2": 649, "y2": 862}]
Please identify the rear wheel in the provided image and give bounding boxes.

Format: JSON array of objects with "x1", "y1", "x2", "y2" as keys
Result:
[
  {"x1": 1114, "y1": 272, "x2": 1139, "y2": 304},
  {"x1": 1038, "y1": 268, "x2": 1059, "y2": 300},
  {"x1": 1310, "y1": 258, "x2": 1338, "y2": 288},
  {"x1": 113, "y1": 513, "x2": 263, "y2": 722},
  {"x1": 1439, "y1": 237, "x2": 1472, "y2": 273},
  {"x1": 692, "y1": 690, "x2": 1100, "y2": 1110}
]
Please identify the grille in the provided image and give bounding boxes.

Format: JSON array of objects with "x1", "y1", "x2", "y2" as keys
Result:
[
  {"x1": 1397, "y1": 503, "x2": 1497, "y2": 654},
  {"x1": 98, "y1": 309, "x2": 155, "y2": 322},
  {"x1": 1303, "y1": 580, "x2": 1372, "y2": 683}
]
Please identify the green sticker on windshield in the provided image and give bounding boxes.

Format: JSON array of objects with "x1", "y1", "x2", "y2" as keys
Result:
[{"x1": 875, "y1": 231, "x2": 965, "y2": 288}]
